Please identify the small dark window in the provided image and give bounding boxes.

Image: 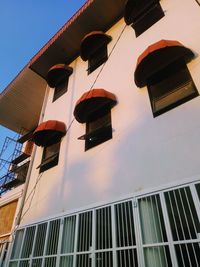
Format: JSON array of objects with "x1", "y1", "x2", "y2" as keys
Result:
[
  {"x1": 39, "y1": 142, "x2": 60, "y2": 172},
  {"x1": 78, "y1": 107, "x2": 112, "y2": 151},
  {"x1": 125, "y1": 0, "x2": 164, "y2": 37},
  {"x1": 53, "y1": 78, "x2": 69, "y2": 102},
  {"x1": 147, "y1": 59, "x2": 199, "y2": 117},
  {"x1": 88, "y1": 44, "x2": 108, "y2": 74}
]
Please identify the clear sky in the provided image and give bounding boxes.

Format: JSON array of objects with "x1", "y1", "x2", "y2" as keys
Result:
[{"x1": 0, "y1": 1, "x2": 86, "y2": 168}]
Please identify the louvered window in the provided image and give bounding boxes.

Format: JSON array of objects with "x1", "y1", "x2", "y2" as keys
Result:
[
  {"x1": 53, "y1": 78, "x2": 69, "y2": 102},
  {"x1": 88, "y1": 44, "x2": 108, "y2": 74},
  {"x1": 124, "y1": 0, "x2": 164, "y2": 37},
  {"x1": 85, "y1": 108, "x2": 112, "y2": 151},
  {"x1": 39, "y1": 142, "x2": 60, "y2": 173},
  {"x1": 147, "y1": 59, "x2": 199, "y2": 117},
  {"x1": 8, "y1": 181, "x2": 200, "y2": 267}
]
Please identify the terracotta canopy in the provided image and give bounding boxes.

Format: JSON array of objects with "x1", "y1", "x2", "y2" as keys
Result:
[
  {"x1": 134, "y1": 39, "x2": 194, "y2": 88},
  {"x1": 124, "y1": 0, "x2": 160, "y2": 25},
  {"x1": 80, "y1": 31, "x2": 112, "y2": 61},
  {"x1": 46, "y1": 64, "x2": 73, "y2": 88},
  {"x1": 33, "y1": 120, "x2": 66, "y2": 147},
  {"x1": 74, "y1": 89, "x2": 117, "y2": 123}
]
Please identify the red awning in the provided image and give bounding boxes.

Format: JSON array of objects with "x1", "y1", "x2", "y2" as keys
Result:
[
  {"x1": 47, "y1": 64, "x2": 73, "y2": 88},
  {"x1": 74, "y1": 89, "x2": 117, "y2": 123},
  {"x1": 134, "y1": 40, "x2": 194, "y2": 88},
  {"x1": 80, "y1": 31, "x2": 112, "y2": 61},
  {"x1": 33, "y1": 120, "x2": 66, "y2": 146}
]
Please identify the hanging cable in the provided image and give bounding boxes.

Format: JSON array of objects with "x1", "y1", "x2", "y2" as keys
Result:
[
  {"x1": 64, "y1": 24, "x2": 127, "y2": 134},
  {"x1": 7, "y1": 24, "x2": 128, "y2": 241}
]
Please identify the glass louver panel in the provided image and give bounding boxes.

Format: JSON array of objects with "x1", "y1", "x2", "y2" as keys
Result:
[
  {"x1": 60, "y1": 256, "x2": 73, "y2": 267},
  {"x1": 61, "y1": 216, "x2": 76, "y2": 253},
  {"x1": 8, "y1": 262, "x2": 18, "y2": 267},
  {"x1": 115, "y1": 201, "x2": 136, "y2": 247},
  {"x1": 117, "y1": 249, "x2": 138, "y2": 267},
  {"x1": 95, "y1": 251, "x2": 113, "y2": 267},
  {"x1": 144, "y1": 246, "x2": 172, "y2": 267},
  {"x1": 11, "y1": 229, "x2": 24, "y2": 259},
  {"x1": 21, "y1": 226, "x2": 36, "y2": 258},
  {"x1": 45, "y1": 219, "x2": 60, "y2": 255},
  {"x1": 32, "y1": 258, "x2": 42, "y2": 267},
  {"x1": 175, "y1": 243, "x2": 200, "y2": 267},
  {"x1": 195, "y1": 183, "x2": 200, "y2": 201},
  {"x1": 33, "y1": 223, "x2": 47, "y2": 257},
  {"x1": 139, "y1": 195, "x2": 167, "y2": 244},
  {"x1": 96, "y1": 207, "x2": 112, "y2": 249},
  {"x1": 19, "y1": 260, "x2": 29, "y2": 267},
  {"x1": 77, "y1": 212, "x2": 92, "y2": 252},
  {"x1": 165, "y1": 187, "x2": 200, "y2": 241},
  {"x1": 76, "y1": 254, "x2": 91, "y2": 267},
  {"x1": 44, "y1": 257, "x2": 56, "y2": 267}
]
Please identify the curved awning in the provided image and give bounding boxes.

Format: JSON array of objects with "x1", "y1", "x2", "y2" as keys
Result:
[
  {"x1": 124, "y1": 0, "x2": 160, "y2": 25},
  {"x1": 74, "y1": 89, "x2": 117, "y2": 123},
  {"x1": 134, "y1": 40, "x2": 194, "y2": 88},
  {"x1": 80, "y1": 31, "x2": 112, "y2": 61},
  {"x1": 46, "y1": 64, "x2": 73, "y2": 88},
  {"x1": 33, "y1": 120, "x2": 66, "y2": 146}
]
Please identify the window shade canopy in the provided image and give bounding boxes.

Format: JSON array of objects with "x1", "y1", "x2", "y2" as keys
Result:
[
  {"x1": 80, "y1": 31, "x2": 112, "y2": 61},
  {"x1": 74, "y1": 89, "x2": 117, "y2": 123},
  {"x1": 134, "y1": 40, "x2": 194, "y2": 88},
  {"x1": 124, "y1": 0, "x2": 160, "y2": 25},
  {"x1": 33, "y1": 120, "x2": 66, "y2": 147},
  {"x1": 46, "y1": 64, "x2": 73, "y2": 88}
]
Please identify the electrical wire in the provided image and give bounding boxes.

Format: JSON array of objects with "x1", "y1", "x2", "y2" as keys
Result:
[
  {"x1": 7, "y1": 24, "x2": 128, "y2": 242},
  {"x1": 10, "y1": 172, "x2": 43, "y2": 241},
  {"x1": 64, "y1": 24, "x2": 127, "y2": 134}
]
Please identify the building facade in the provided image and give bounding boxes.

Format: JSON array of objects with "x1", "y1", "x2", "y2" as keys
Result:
[{"x1": 0, "y1": 0, "x2": 200, "y2": 266}]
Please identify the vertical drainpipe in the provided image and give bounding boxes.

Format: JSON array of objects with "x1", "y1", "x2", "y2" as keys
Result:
[
  {"x1": 14, "y1": 84, "x2": 50, "y2": 227},
  {"x1": 4, "y1": 84, "x2": 50, "y2": 267}
]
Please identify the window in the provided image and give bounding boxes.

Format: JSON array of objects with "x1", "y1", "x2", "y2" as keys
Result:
[
  {"x1": 147, "y1": 59, "x2": 199, "y2": 117},
  {"x1": 53, "y1": 77, "x2": 69, "y2": 102},
  {"x1": 8, "y1": 181, "x2": 200, "y2": 267},
  {"x1": 124, "y1": 0, "x2": 164, "y2": 37},
  {"x1": 79, "y1": 107, "x2": 112, "y2": 151},
  {"x1": 87, "y1": 44, "x2": 108, "y2": 74},
  {"x1": 80, "y1": 32, "x2": 111, "y2": 75},
  {"x1": 39, "y1": 142, "x2": 60, "y2": 172},
  {"x1": 46, "y1": 64, "x2": 73, "y2": 102}
]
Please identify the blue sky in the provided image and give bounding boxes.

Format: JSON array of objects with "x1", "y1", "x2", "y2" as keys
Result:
[{"x1": 0, "y1": 1, "x2": 86, "y2": 164}]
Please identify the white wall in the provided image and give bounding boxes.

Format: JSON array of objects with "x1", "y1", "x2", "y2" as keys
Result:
[{"x1": 21, "y1": 0, "x2": 200, "y2": 225}]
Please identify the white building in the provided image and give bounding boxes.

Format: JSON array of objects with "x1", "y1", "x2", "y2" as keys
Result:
[{"x1": 0, "y1": 0, "x2": 200, "y2": 266}]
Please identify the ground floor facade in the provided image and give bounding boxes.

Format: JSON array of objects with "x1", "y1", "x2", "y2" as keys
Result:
[{"x1": 5, "y1": 178, "x2": 200, "y2": 267}]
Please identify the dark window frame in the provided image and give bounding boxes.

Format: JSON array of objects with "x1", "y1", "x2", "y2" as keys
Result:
[
  {"x1": 78, "y1": 106, "x2": 113, "y2": 151},
  {"x1": 87, "y1": 44, "x2": 108, "y2": 75},
  {"x1": 52, "y1": 77, "x2": 69, "y2": 102},
  {"x1": 147, "y1": 59, "x2": 199, "y2": 117},
  {"x1": 127, "y1": 0, "x2": 164, "y2": 37},
  {"x1": 39, "y1": 142, "x2": 60, "y2": 173}
]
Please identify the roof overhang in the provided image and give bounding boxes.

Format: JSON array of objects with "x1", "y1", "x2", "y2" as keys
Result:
[
  {"x1": 0, "y1": 0, "x2": 126, "y2": 133},
  {"x1": 0, "y1": 67, "x2": 46, "y2": 133},
  {"x1": 29, "y1": 0, "x2": 127, "y2": 78}
]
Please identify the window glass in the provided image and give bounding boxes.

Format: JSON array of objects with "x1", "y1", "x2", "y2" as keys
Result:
[
  {"x1": 61, "y1": 216, "x2": 76, "y2": 254},
  {"x1": 45, "y1": 220, "x2": 60, "y2": 255},
  {"x1": 53, "y1": 78, "x2": 69, "y2": 102},
  {"x1": 85, "y1": 108, "x2": 112, "y2": 150},
  {"x1": 147, "y1": 59, "x2": 199, "y2": 116},
  {"x1": 88, "y1": 44, "x2": 108, "y2": 74},
  {"x1": 40, "y1": 142, "x2": 60, "y2": 172}
]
